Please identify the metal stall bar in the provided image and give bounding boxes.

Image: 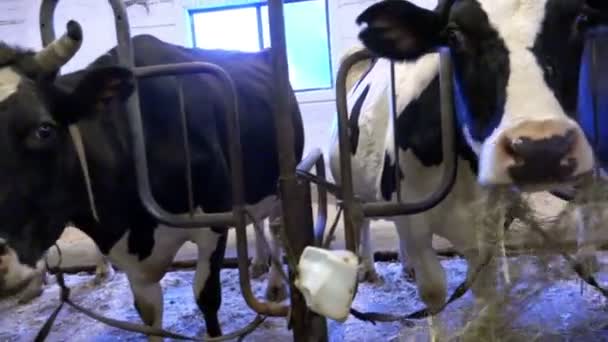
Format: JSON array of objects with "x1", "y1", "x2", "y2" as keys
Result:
[
  {"x1": 40, "y1": 0, "x2": 290, "y2": 318},
  {"x1": 335, "y1": 48, "x2": 458, "y2": 253},
  {"x1": 296, "y1": 148, "x2": 328, "y2": 247},
  {"x1": 267, "y1": 0, "x2": 328, "y2": 340}
]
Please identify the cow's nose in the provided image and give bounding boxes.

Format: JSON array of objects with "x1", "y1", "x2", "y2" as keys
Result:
[{"x1": 504, "y1": 128, "x2": 578, "y2": 184}]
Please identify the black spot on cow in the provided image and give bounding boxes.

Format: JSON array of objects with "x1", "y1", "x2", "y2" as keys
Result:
[
  {"x1": 395, "y1": 75, "x2": 478, "y2": 174},
  {"x1": 349, "y1": 84, "x2": 370, "y2": 155},
  {"x1": 380, "y1": 152, "x2": 403, "y2": 201}
]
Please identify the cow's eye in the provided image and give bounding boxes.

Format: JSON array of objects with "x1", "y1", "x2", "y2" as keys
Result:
[
  {"x1": 445, "y1": 27, "x2": 466, "y2": 49},
  {"x1": 35, "y1": 123, "x2": 56, "y2": 141}
]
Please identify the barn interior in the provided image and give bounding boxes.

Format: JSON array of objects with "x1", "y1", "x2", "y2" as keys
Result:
[{"x1": 1, "y1": 0, "x2": 608, "y2": 341}]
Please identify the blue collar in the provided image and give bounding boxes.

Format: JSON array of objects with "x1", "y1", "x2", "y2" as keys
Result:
[{"x1": 577, "y1": 26, "x2": 608, "y2": 167}]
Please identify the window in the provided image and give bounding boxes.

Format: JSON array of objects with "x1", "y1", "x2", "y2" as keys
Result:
[{"x1": 189, "y1": 0, "x2": 332, "y2": 92}]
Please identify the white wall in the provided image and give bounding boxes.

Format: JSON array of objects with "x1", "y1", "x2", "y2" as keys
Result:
[{"x1": 0, "y1": 0, "x2": 436, "y2": 159}]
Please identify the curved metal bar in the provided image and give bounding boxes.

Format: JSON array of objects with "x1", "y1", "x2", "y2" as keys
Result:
[
  {"x1": 335, "y1": 48, "x2": 458, "y2": 252},
  {"x1": 335, "y1": 49, "x2": 375, "y2": 252},
  {"x1": 39, "y1": 0, "x2": 58, "y2": 45},
  {"x1": 361, "y1": 48, "x2": 458, "y2": 217}
]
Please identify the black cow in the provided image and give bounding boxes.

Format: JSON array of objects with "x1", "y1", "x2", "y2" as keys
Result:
[{"x1": 0, "y1": 21, "x2": 303, "y2": 338}]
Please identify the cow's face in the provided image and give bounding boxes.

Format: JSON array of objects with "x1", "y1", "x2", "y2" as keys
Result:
[
  {"x1": 357, "y1": 0, "x2": 608, "y2": 189},
  {"x1": 0, "y1": 22, "x2": 133, "y2": 265}
]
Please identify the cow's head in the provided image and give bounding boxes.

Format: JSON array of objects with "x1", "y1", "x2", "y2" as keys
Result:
[
  {"x1": 0, "y1": 21, "x2": 134, "y2": 265},
  {"x1": 357, "y1": 0, "x2": 608, "y2": 190}
]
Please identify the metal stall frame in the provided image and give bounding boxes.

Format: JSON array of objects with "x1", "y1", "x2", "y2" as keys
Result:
[
  {"x1": 40, "y1": 0, "x2": 330, "y2": 339},
  {"x1": 335, "y1": 48, "x2": 458, "y2": 254}
]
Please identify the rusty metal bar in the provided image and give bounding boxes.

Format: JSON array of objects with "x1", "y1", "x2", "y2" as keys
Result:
[
  {"x1": 313, "y1": 156, "x2": 328, "y2": 247},
  {"x1": 335, "y1": 49, "x2": 375, "y2": 253},
  {"x1": 176, "y1": 79, "x2": 196, "y2": 217},
  {"x1": 39, "y1": 0, "x2": 58, "y2": 44},
  {"x1": 296, "y1": 148, "x2": 328, "y2": 247},
  {"x1": 131, "y1": 63, "x2": 242, "y2": 227},
  {"x1": 363, "y1": 48, "x2": 457, "y2": 217},
  {"x1": 335, "y1": 48, "x2": 458, "y2": 252},
  {"x1": 131, "y1": 63, "x2": 292, "y2": 316},
  {"x1": 267, "y1": 0, "x2": 328, "y2": 339}
]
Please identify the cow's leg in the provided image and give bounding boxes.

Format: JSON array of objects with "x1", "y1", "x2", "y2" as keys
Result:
[
  {"x1": 17, "y1": 259, "x2": 46, "y2": 303},
  {"x1": 93, "y1": 249, "x2": 114, "y2": 285},
  {"x1": 395, "y1": 215, "x2": 446, "y2": 340},
  {"x1": 193, "y1": 228, "x2": 226, "y2": 338},
  {"x1": 250, "y1": 222, "x2": 270, "y2": 279},
  {"x1": 393, "y1": 218, "x2": 415, "y2": 281},
  {"x1": 358, "y1": 219, "x2": 381, "y2": 283},
  {"x1": 575, "y1": 205, "x2": 600, "y2": 276},
  {"x1": 395, "y1": 215, "x2": 446, "y2": 311},
  {"x1": 127, "y1": 274, "x2": 164, "y2": 342},
  {"x1": 265, "y1": 208, "x2": 288, "y2": 302}
]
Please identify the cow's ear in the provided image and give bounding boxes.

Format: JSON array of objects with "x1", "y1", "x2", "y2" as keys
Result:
[
  {"x1": 58, "y1": 66, "x2": 134, "y2": 124},
  {"x1": 356, "y1": 0, "x2": 446, "y2": 61}
]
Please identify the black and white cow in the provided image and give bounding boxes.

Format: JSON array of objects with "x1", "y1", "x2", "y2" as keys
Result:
[
  {"x1": 329, "y1": 0, "x2": 608, "y2": 315},
  {"x1": 0, "y1": 21, "x2": 303, "y2": 339}
]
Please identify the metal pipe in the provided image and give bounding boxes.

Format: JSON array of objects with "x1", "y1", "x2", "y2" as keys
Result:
[
  {"x1": 268, "y1": 0, "x2": 328, "y2": 339},
  {"x1": 39, "y1": 0, "x2": 58, "y2": 45},
  {"x1": 313, "y1": 156, "x2": 328, "y2": 247},
  {"x1": 335, "y1": 48, "x2": 457, "y2": 220},
  {"x1": 130, "y1": 63, "x2": 246, "y2": 227},
  {"x1": 234, "y1": 200, "x2": 290, "y2": 317},
  {"x1": 335, "y1": 49, "x2": 374, "y2": 254},
  {"x1": 295, "y1": 148, "x2": 328, "y2": 247}
]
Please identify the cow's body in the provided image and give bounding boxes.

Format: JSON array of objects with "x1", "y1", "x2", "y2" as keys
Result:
[
  {"x1": 329, "y1": 51, "x2": 493, "y2": 307},
  {"x1": 0, "y1": 30, "x2": 303, "y2": 340},
  {"x1": 330, "y1": 0, "x2": 608, "y2": 316}
]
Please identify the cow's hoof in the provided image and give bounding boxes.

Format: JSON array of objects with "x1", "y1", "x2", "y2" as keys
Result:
[
  {"x1": 250, "y1": 262, "x2": 269, "y2": 279},
  {"x1": 18, "y1": 287, "x2": 43, "y2": 304},
  {"x1": 403, "y1": 266, "x2": 416, "y2": 282},
  {"x1": 265, "y1": 283, "x2": 288, "y2": 302},
  {"x1": 93, "y1": 269, "x2": 114, "y2": 286},
  {"x1": 357, "y1": 266, "x2": 383, "y2": 284}
]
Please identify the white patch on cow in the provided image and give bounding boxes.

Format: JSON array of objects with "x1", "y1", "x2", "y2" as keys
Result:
[
  {"x1": 0, "y1": 67, "x2": 20, "y2": 102},
  {"x1": 475, "y1": 0, "x2": 594, "y2": 185},
  {"x1": 106, "y1": 196, "x2": 278, "y2": 333}
]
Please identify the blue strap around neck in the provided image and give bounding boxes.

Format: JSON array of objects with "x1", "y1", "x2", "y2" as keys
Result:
[
  {"x1": 451, "y1": 53, "x2": 501, "y2": 142},
  {"x1": 578, "y1": 26, "x2": 608, "y2": 168}
]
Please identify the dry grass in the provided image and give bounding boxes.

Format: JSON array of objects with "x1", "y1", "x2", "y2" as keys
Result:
[{"x1": 436, "y1": 180, "x2": 608, "y2": 341}]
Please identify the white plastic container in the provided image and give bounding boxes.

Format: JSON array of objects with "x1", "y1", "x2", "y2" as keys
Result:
[{"x1": 294, "y1": 246, "x2": 359, "y2": 322}]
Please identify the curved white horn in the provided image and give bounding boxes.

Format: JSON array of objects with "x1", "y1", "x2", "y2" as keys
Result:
[{"x1": 34, "y1": 20, "x2": 83, "y2": 72}]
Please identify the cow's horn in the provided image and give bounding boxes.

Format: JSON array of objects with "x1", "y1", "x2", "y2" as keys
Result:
[{"x1": 34, "y1": 20, "x2": 83, "y2": 72}]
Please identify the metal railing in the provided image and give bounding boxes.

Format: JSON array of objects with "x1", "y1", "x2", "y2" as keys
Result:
[
  {"x1": 40, "y1": 1, "x2": 330, "y2": 338},
  {"x1": 334, "y1": 47, "x2": 459, "y2": 254}
]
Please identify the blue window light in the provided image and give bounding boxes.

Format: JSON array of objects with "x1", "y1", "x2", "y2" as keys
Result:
[{"x1": 189, "y1": 0, "x2": 332, "y2": 92}]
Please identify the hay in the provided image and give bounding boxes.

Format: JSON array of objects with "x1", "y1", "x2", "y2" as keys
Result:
[{"x1": 432, "y1": 181, "x2": 608, "y2": 341}]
